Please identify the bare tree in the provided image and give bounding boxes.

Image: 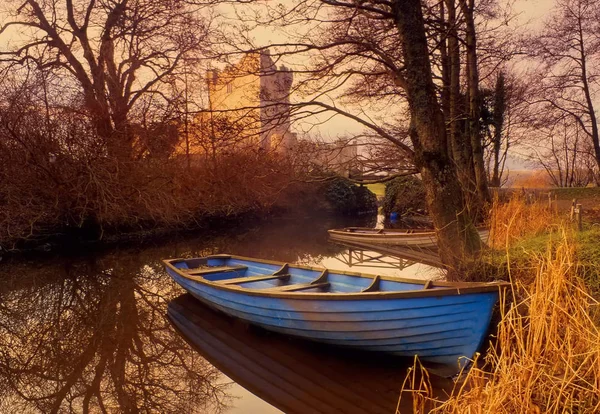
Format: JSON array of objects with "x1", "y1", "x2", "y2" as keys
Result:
[
  {"x1": 529, "y1": 0, "x2": 600, "y2": 174},
  {"x1": 459, "y1": 0, "x2": 490, "y2": 205},
  {"x1": 0, "y1": 0, "x2": 211, "y2": 163},
  {"x1": 481, "y1": 70, "x2": 531, "y2": 187},
  {"x1": 225, "y1": 0, "x2": 518, "y2": 276},
  {"x1": 491, "y1": 72, "x2": 507, "y2": 187},
  {"x1": 265, "y1": 0, "x2": 492, "y2": 274},
  {"x1": 529, "y1": 117, "x2": 597, "y2": 187},
  {"x1": 0, "y1": 69, "x2": 301, "y2": 249}
]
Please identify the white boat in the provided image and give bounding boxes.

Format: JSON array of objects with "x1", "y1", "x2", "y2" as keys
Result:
[{"x1": 328, "y1": 227, "x2": 490, "y2": 248}]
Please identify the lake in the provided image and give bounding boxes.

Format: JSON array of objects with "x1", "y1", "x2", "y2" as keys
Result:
[{"x1": 0, "y1": 215, "x2": 452, "y2": 413}]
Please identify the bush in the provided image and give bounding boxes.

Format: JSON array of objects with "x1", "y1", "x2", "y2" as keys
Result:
[
  {"x1": 324, "y1": 178, "x2": 356, "y2": 215},
  {"x1": 381, "y1": 176, "x2": 427, "y2": 217},
  {"x1": 323, "y1": 177, "x2": 377, "y2": 215},
  {"x1": 0, "y1": 145, "x2": 298, "y2": 249},
  {"x1": 352, "y1": 185, "x2": 378, "y2": 214}
]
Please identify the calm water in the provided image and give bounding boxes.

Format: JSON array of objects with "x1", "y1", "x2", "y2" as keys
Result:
[{"x1": 0, "y1": 215, "x2": 451, "y2": 413}]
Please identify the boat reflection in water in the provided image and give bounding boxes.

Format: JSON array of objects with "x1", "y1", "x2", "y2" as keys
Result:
[
  {"x1": 325, "y1": 240, "x2": 444, "y2": 273},
  {"x1": 168, "y1": 294, "x2": 454, "y2": 414}
]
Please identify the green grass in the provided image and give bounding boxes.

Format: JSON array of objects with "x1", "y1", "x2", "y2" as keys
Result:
[
  {"x1": 478, "y1": 225, "x2": 600, "y2": 296},
  {"x1": 551, "y1": 187, "x2": 600, "y2": 200},
  {"x1": 575, "y1": 226, "x2": 600, "y2": 294},
  {"x1": 496, "y1": 187, "x2": 600, "y2": 201},
  {"x1": 365, "y1": 183, "x2": 386, "y2": 197},
  {"x1": 477, "y1": 231, "x2": 553, "y2": 281}
]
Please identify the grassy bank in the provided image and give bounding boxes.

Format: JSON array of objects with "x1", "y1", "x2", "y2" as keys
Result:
[
  {"x1": 493, "y1": 186, "x2": 600, "y2": 199},
  {"x1": 366, "y1": 183, "x2": 386, "y2": 198},
  {"x1": 401, "y1": 197, "x2": 600, "y2": 413}
]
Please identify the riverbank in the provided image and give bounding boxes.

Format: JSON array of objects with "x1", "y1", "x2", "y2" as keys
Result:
[
  {"x1": 0, "y1": 209, "x2": 379, "y2": 264},
  {"x1": 402, "y1": 196, "x2": 600, "y2": 413},
  {"x1": 0, "y1": 162, "x2": 377, "y2": 258},
  {"x1": 1, "y1": 153, "x2": 297, "y2": 254},
  {"x1": 0, "y1": 212, "x2": 260, "y2": 259}
]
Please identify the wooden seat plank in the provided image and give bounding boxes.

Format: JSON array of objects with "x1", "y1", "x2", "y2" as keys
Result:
[
  {"x1": 273, "y1": 264, "x2": 289, "y2": 275},
  {"x1": 186, "y1": 265, "x2": 248, "y2": 276},
  {"x1": 266, "y1": 282, "x2": 330, "y2": 292},
  {"x1": 362, "y1": 275, "x2": 381, "y2": 292},
  {"x1": 310, "y1": 269, "x2": 328, "y2": 285},
  {"x1": 219, "y1": 274, "x2": 291, "y2": 285}
]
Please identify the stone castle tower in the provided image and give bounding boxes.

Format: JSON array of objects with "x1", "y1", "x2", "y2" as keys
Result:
[{"x1": 206, "y1": 50, "x2": 297, "y2": 153}]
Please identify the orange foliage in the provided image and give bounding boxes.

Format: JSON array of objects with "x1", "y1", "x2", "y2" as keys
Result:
[{"x1": 0, "y1": 149, "x2": 298, "y2": 248}]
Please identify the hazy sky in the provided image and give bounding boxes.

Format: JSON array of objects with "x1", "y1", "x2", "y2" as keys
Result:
[
  {"x1": 241, "y1": 0, "x2": 559, "y2": 139},
  {"x1": 514, "y1": 0, "x2": 555, "y2": 24},
  {"x1": 0, "y1": 0, "x2": 558, "y2": 141}
]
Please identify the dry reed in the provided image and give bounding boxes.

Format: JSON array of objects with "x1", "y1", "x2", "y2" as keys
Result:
[
  {"x1": 488, "y1": 195, "x2": 555, "y2": 250},
  {"x1": 400, "y1": 199, "x2": 600, "y2": 413},
  {"x1": 398, "y1": 357, "x2": 434, "y2": 413}
]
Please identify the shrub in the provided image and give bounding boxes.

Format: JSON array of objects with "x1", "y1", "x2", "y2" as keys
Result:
[
  {"x1": 382, "y1": 176, "x2": 427, "y2": 217},
  {"x1": 323, "y1": 177, "x2": 377, "y2": 215},
  {"x1": 324, "y1": 177, "x2": 357, "y2": 215},
  {"x1": 351, "y1": 185, "x2": 378, "y2": 214}
]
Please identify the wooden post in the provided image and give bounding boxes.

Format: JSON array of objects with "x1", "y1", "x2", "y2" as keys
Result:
[
  {"x1": 548, "y1": 192, "x2": 552, "y2": 210},
  {"x1": 554, "y1": 194, "x2": 558, "y2": 215},
  {"x1": 570, "y1": 198, "x2": 577, "y2": 221},
  {"x1": 575, "y1": 203, "x2": 583, "y2": 231}
]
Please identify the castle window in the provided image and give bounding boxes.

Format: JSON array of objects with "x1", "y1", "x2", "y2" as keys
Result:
[{"x1": 226, "y1": 83, "x2": 233, "y2": 93}]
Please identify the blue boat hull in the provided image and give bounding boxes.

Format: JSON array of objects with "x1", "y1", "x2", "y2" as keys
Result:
[{"x1": 164, "y1": 257, "x2": 502, "y2": 367}]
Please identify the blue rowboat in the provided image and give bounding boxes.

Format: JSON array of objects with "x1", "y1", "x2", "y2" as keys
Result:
[{"x1": 164, "y1": 254, "x2": 508, "y2": 367}]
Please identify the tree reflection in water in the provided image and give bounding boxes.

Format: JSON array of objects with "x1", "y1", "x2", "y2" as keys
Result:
[{"x1": 0, "y1": 254, "x2": 230, "y2": 413}]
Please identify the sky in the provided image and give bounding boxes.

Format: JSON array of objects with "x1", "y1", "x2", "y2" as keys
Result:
[
  {"x1": 1, "y1": 0, "x2": 557, "y2": 145},
  {"x1": 514, "y1": 0, "x2": 555, "y2": 24},
  {"x1": 235, "y1": 0, "x2": 559, "y2": 141}
]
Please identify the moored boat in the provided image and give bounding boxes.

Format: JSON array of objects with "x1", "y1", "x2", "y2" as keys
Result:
[
  {"x1": 328, "y1": 227, "x2": 490, "y2": 248},
  {"x1": 163, "y1": 254, "x2": 507, "y2": 366}
]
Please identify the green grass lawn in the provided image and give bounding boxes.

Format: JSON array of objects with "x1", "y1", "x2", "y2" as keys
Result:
[
  {"x1": 550, "y1": 187, "x2": 600, "y2": 200},
  {"x1": 497, "y1": 186, "x2": 600, "y2": 200},
  {"x1": 365, "y1": 183, "x2": 386, "y2": 198}
]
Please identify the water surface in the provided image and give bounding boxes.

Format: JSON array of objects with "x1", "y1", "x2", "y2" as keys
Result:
[{"x1": 0, "y1": 215, "x2": 450, "y2": 413}]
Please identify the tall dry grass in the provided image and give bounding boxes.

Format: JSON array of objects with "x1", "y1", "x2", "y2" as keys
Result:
[
  {"x1": 400, "y1": 198, "x2": 600, "y2": 413},
  {"x1": 488, "y1": 195, "x2": 555, "y2": 250}
]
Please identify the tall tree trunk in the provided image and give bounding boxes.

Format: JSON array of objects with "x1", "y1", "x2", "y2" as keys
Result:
[
  {"x1": 393, "y1": 0, "x2": 481, "y2": 279},
  {"x1": 446, "y1": 0, "x2": 477, "y2": 211},
  {"x1": 460, "y1": 0, "x2": 490, "y2": 209},
  {"x1": 447, "y1": 0, "x2": 471, "y2": 177},
  {"x1": 110, "y1": 115, "x2": 134, "y2": 162},
  {"x1": 439, "y1": 1, "x2": 451, "y2": 126},
  {"x1": 85, "y1": 90, "x2": 133, "y2": 164},
  {"x1": 491, "y1": 72, "x2": 506, "y2": 187}
]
